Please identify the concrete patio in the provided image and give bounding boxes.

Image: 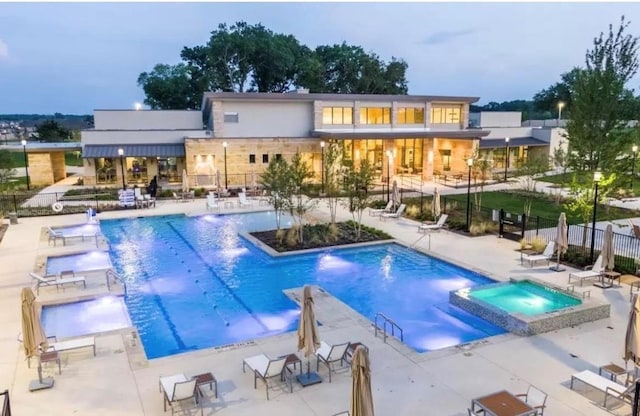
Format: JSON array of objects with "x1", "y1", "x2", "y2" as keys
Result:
[{"x1": 0, "y1": 196, "x2": 637, "y2": 415}]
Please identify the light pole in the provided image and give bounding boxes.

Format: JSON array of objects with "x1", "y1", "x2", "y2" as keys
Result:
[
  {"x1": 386, "y1": 150, "x2": 392, "y2": 203},
  {"x1": 223, "y1": 141, "x2": 228, "y2": 189},
  {"x1": 557, "y1": 101, "x2": 565, "y2": 122},
  {"x1": 632, "y1": 145, "x2": 638, "y2": 190},
  {"x1": 590, "y1": 171, "x2": 602, "y2": 263},
  {"x1": 466, "y1": 158, "x2": 473, "y2": 232},
  {"x1": 21, "y1": 139, "x2": 30, "y2": 190},
  {"x1": 320, "y1": 141, "x2": 325, "y2": 194},
  {"x1": 504, "y1": 137, "x2": 510, "y2": 182},
  {"x1": 118, "y1": 148, "x2": 126, "y2": 190}
]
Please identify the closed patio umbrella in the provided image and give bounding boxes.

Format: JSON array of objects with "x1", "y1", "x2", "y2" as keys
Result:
[
  {"x1": 251, "y1": 170, "x2": 257, "y2": 191},
  {"x1": 602, "y1": 223, "x2": 615, "y2": 272},
  {"x1": 21, "y1": 288, "x2": 53, "y2": 390},
  {"x1": 625, "y1": 293, "x2": 640, "y2": 369},
  {"x1": 297, "y1": 285, "x2": 321, "y2": 386},
  {"x1": 182, "y1": 169, "x2": 189, "y2": 193},
  {"x1": 350, "y1": 345, "x2": 375, "y2": 416},
  {"x1": 216, "y1": 169, "x2": 222, "y2": 197},
  {"x1": 551, "y1": 212, "x2": 568, "y2": 272},
  {"x1": 391, "y1": 180, "x2": 400, "y2": 210},
  {"x1": 432, "y1": 187, "x2": 441, "y2": 218}
]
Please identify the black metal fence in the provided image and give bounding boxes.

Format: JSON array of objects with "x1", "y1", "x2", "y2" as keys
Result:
[
  {"x1": 0, "y1": 190, "x2": 120, "y2": 218},
  {"x1": 1, "y1": 390, "x2": 11, "y2": 416}
]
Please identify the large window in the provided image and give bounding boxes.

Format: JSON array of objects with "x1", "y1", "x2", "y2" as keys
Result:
[
  {"x1": 360, "y1": 107, "x2": 391, "y2": 124},
  {"x1": 322, "y1": 107, "x2": 353, "y2": 125},
  {"x1": 431, "y1": 106, "x2": 462, "y2": 124},
  {"x1": 95, "y1": 158, "x2": 117, "y2": 184},
  {"x1": 397, "y1": 108, "x2": 425, "y2": 124}
]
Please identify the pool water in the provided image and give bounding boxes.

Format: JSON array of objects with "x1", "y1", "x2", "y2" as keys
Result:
[
  {"x1": 54, "y1": 224, "x2": 100, "y2": 237},
  {"x1": 46, "y1": 251, "x2": 112, "y2": 275},
  {"x1": 470, "y1": 281, "x2": 582, "y2": 316},
  {"x1": 42, "y1": 296, "x2": 131, "y2": 339},
  {"x1": 100, "y1": 212, "x2": 505, "y2": 359}
]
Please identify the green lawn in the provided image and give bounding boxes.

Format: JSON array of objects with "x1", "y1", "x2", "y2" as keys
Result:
[
  {"x1": 0, "y1": 176, "x2": 28, "y2": 191},
  {"x1": 442, "y1": 191, "x2": 638, "y2": 224},
  {"x1": 540, "y1": 172, "x2": 588, "y2": 185}
]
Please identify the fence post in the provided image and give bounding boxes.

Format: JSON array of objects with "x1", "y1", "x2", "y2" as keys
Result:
[
  {"x1": 419, "y1": 191, "x2": 424, "y2": 216},
  {"x1": 95, "y1": 191, "x2": 99, "y2": 213},
  {"x1": 536, "y1": 216, "x2": 540, "y2": 236},
  {"x1": 521, "y1": 214, "x2": 527, "y2": 239},
  {"x1": 499, "y1": 209, "x2": 504, "y2": 238},
  {"x1": 12, "y1": 194, "x2": 17, "y2": 213}
]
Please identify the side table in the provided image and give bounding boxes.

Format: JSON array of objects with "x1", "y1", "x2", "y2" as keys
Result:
[
  {"x1": 193, "y1": 372, "x2": 217, "y2": 398},
  {"x1": 599, "y1": 363, "x2": 627, "y2": 382},
  {"x1": 595, "y1": 271, "x2": 621, "y2": 289}
]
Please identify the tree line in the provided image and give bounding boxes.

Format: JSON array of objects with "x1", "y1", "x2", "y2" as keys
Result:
[{"x1": 137, "y1": 21, "x2": 409, "y2": 110}]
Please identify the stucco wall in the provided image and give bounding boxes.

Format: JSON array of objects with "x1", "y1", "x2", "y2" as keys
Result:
[
  {"x1": 82, "y1": 130, "x2": 205, "y2": 145},
  {"x1": 93, "y1": 110, "x2": 203, "y2": 130},
  {"x1": 213, "y1": 102, "x2": 314, "y2": 138}
]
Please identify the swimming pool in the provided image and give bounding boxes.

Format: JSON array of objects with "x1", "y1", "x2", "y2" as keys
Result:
[
  {"x1": 46, "y1": 251, "x2": 112, "y2": 275},
  {"x1": 100, "y1": 212, "x2": 505, "y2": 359},
  {"x1": 470, "y1": 280, "x2": 581, "y2": 315}
]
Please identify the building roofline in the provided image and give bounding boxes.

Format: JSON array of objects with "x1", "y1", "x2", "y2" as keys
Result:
[{"x1": 201, "y1": 92, "x2": 480, "y2": 114}]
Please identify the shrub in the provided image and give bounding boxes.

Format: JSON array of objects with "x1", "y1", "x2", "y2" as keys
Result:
[
  {"x1": 469, "y1": 221, "x2": 498, "y2": 236},
  {"x1": 286, "y1": 226, "x2": 299, "y2": 247},
  {"x1": 530, "y1": 236, "x2": 547, "y2": 253},
  {"x1": 275, "y1": 229, "x2": 286, "y2": 245},
  {"x1": 327, "y1": 223, "x2": 339, "y2": 242}
]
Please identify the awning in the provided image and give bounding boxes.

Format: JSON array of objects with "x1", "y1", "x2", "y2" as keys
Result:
[
  {"x1": 82, "y1": 144, "x2": 185, "y2": 158},
  {"x1": 479, "y1": 137, "x2": 549, "y2": 149}
]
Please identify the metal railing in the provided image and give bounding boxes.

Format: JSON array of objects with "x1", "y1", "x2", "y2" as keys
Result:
[
  {"x1": 106, "y1": 269, "x2": 127, "y2": 297},
  {"x1": 0, "y1": 390, "x2": 11, "y2": 416},
  {"x1": 374, "y1": 312, "x2": 403, "y2": 342}
]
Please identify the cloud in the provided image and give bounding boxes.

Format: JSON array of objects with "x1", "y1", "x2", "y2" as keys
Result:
[
  {"x1": 0, "y1": 39, "x2": 9, "y2": 62},
  {"x1": 420, "y1": 29, "x2": 476, "y2": 46}
]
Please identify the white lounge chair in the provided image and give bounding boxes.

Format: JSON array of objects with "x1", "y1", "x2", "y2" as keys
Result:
[
  {"x1": 522, "y1": 241, "x2": 555, "y2": 267},
  {"x1": 418, "y1": 214, "x2": 449, "y2": 233},
  {"x1": 316, "y1": 341, "x2": 350, "y2": 382},
  {"x1": 238, "y1": 192, "x2": 253, "y2": 208},
  {"x1": 570, "y1": 370, "x2": 635, "y2": 407},
  {"x1": 242, "y1": 354, "x2": 289, "y2": 399},
  {"x1": 206, "y1": 194, "x2": 219, "y2": 211},
  {"x1": 159, "y1": 374, "x2": 202, "y2": 415},
  {"x1": 47, "y1": 226, "x2": 85, "y2": 246},
  {"x1": 29, "y1": 272, "x2": 86, "y2": 294},
  {"x1": 380, "y1": 204, "x2": 406, "y2": 221},
  {"x1": 515, "y1": 384, "x2": 548, "y2": 415},
  {"x1": 568, "y1": 255, "x2": 604, "y2": 286},
  {"x1": 369, "y1": 201, "x2": 393, "y2": 216}
]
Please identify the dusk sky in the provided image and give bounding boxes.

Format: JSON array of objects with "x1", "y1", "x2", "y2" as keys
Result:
[{"x1": 2, "y1": 2, "x2": 640, "y2": 114}]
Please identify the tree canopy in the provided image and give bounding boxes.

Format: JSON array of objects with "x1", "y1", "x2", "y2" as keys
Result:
[
  {"x1": 138, "y1": 22, "x2": 409, "y2": 109},
  {"x1": 32, "y1": 120, "x2": 72, "y2": 142}
]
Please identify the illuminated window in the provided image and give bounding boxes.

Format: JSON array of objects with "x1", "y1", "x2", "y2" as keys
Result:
[
  {"x1": 440, "y1": 149, "x2": 452, "y2": 171},
  {"x1": 360, "y1": 107, "x2": 391, "y2": 124},
  {"x1": 431, "y1": 106, "x2": 461, "y2": 123},
  {"x1": 322, "y1": 107, "x2": 353, "y2": 124},
  {"x1": 397, "y1": 108, "x2": 425, "y2": 124}
]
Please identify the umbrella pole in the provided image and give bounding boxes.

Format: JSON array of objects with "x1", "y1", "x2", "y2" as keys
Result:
[
  {"x1": 29, "y1": 361, "x2": 54, "y2": 391},
  {"x1": 297, "y1": 356, "x2": 322, "y2": 387},
  {"x1": 550, "y1": 251, "x2": 565, "y2": 272}
]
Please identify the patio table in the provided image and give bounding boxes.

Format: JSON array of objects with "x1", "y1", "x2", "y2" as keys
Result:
[{"x1": 471, "y1": 390, "x2": 537, "y2": 416}]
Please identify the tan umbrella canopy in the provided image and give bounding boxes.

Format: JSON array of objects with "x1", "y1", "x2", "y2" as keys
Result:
[
  {"x1": 251, "y1": 170, "x2": 257, "y2": 190},
  {"x1": 297, "y1": 285, "x2": 322, "y2": 385},
  {"x1": 350, "y1": 345, "x2": 375, "y2": 416},
  {"x1": 553, "y1": 212, "x2": 568, "y2": 271},
  {"x1": 182, "y1": 169, "x2": 189, "y2": 193},
  {"x1": 21, "y1": 288, "x2": 47, "y2": 362},
  {"x1": 625, "y1": 293, "x2": 640, "y2": 367},
  {"x1": 391, "y1": 180, "x2": 400, "y2": 209},
  {"x1": 601, "y1": 223, "x2": 615, "y2": 272},
  {"x1": 432, "y1": 187, "x2": 441, "y2": 218}
]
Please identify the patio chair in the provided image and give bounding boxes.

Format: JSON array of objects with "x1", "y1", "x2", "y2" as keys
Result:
[
  {"x1": 159, "y1": 374, "x2": 202, "y2": 415},
  {"x1": 515, "y1": 384, "x2": 548, "y2": 415},
  {"x1": 571, "y1": 370, "x2": 634, "y2": 408},
  {"x1": 172, "y1": 192, "x2": 183, "y2": 203},
  {"x1": 568, "y1": 255, "x2": 604, "y2": 286},
  {"x1": 47, "y1": 227, "x2": 66, "y2": 246},
  {"x1": 144, "y1": 194, "x2": 156, "y2": 208},
  {"x1": 467, "y1": 409, "x2": 483, "y2": 416},
  {"x1": 522, "y1": 241, "x2": 555, "y2": 267},
  {"x1": 316, "y1": 341, "x2": 350, "y2": 382},
  {"x1": 242, "y1": 354, "x2": 289, "y2": 400},
  {"x1": 238, "y1": 192, "x2": 253, "y2": 208},
  {"x1": 369, "y1": 201, "x2": 393, "y2": 216},
  {"x1": 380, "y1": 204, "x2": 406, "y2": 221},
  {"x1": 29, "y1": 272, "x2": 86, "y2": 294},
  {"x1": 418, "y1": 214, "x2": 449, "y2": 233},
  {"x1": 206, "y1": 194, "x2": 219, "y2": 212}
]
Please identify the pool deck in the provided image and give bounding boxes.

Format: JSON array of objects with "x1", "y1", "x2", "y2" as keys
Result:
[{"x1": 0, "y1": 197, "x2": 636, "y2": 415}]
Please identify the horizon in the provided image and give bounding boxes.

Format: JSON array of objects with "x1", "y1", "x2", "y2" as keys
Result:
[{"x1": 2, "y1": 2, "x2": 640, "y2": 113}]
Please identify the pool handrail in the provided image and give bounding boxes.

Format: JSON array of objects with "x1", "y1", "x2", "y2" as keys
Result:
[
  {"x1": 374, "y1": 312, "x2": 404, "y2": 342},
  {"x1": 106, "y1": 269, "x2": 127, "y2": 297}
]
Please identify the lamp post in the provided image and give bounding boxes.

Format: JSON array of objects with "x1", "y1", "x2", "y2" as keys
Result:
[
  {"x1": 118, "y1": 148, "x2": 126, "y2": 190},
  {"x1": 632, "y1": 145, "x2": 638, "y2": 190},
  {"x1": 386, "y1": 150, "x2": 392, "y2": 203},
  {"x1": 320, "y1": 141, "x2": 325, "y2": 194},
  {"x1": 504, "y1": 137, "x2": 510, "y2": 182},
  {"x1": 222, "y1": 141, "x2": 228, "y2": 189},
  {"x1": 590, "y1": 171, "x2": 602, "y2": 263},
  {"x1": 21, "y1": 139, "x2": 30, "y2": 190},
  {"x1": 557, "y1": 101, "x2": 565, "y2": 121},
  {"x1": 466, "y1": 158, "x2": 473, "y2": 232}
]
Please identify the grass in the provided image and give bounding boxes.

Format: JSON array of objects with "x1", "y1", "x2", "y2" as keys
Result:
[
  {"x1": 0, "y1": 177, "x2": 28, "y2": 192},
  {"x1": 442, "y1": 191, "x2": 639, "y2": 224}
]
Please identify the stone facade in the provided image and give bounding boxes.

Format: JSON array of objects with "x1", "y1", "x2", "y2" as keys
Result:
[{"x1": 27, "y1": 151, "x2": 67, "y2": 186}]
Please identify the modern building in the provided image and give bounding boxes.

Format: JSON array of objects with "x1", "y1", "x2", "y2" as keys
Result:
[
  {"x1": 81, "y1": 91, "x2": 494, "y2": 188},
  {"x1": 471, "y1": 111, "x2": 566, "y2": 170}
]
